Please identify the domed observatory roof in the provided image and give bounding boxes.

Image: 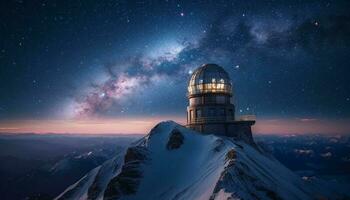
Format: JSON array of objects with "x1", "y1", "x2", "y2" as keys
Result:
[{"x1": 188, "y1": 64, "x2": 232, "y2": 96}]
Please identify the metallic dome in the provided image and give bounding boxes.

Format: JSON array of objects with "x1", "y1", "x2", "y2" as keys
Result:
[{"x1": 188, "y1": 64, "x2": 232, "y2": 96}]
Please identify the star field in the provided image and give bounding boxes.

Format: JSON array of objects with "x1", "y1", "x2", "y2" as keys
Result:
[{"x1": 1, "y1": 0, "x2": 350, "y2": 123}]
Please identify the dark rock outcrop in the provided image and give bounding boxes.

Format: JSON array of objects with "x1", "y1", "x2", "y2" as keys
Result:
[
  {"x1": 103, "y1": 146, "x2": 148, "y2": 200},
  {"x1": 166, "y1": 129, "x2": 184, "y2": 150}
]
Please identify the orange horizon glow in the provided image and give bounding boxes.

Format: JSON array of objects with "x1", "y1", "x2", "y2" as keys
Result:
[
  {"x1": 0, "y1": 116, "x2": 349, "y2": 135},
  {"x1": 0, "y1": 117, "x2": 185, "y2": 134},
  {"x1": 253, "y1": 118, "x2": 350, "y2": 135}
]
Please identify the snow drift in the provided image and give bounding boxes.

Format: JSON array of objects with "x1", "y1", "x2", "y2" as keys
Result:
[{"x1": 56, "y1": 121, "x2": 348, "y2": 200}]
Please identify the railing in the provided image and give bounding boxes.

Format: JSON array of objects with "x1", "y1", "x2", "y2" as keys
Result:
[
  {"x1": 189, "y1": 117, "x2": 234, "y2": 124},
  {"x1": 238, "y1": 115, "x2": 256, "y2": 121},
  {"x1": 189, "y1": 115, "x2": 256, "y2": 124}
]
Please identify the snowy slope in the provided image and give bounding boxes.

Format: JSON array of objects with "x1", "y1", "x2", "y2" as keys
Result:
[{"x1": 56, "y1": 121, "x2": 348, "y2": 200}]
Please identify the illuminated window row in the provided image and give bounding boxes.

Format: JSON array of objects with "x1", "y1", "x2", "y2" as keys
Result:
[{"x1": 188, "y1": 83, "x2": 232, "y2": 95}]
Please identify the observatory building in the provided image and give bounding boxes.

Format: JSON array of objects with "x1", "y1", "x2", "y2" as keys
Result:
[{"x1": 186, "y1": 64, "x2": 255, "y2": 142}]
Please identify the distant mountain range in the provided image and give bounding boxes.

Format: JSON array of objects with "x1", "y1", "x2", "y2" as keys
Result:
[{"x1": 0, "y1": 135, "x2": 137, "y2": 200}]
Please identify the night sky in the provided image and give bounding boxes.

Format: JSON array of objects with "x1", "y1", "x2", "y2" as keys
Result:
[{"x1": 1, "y1": 1, "x2": 350, "y2": 134}]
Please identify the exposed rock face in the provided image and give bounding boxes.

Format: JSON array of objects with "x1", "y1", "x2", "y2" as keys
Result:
[
  {"x1": 103, "y1": 146, "x2": 148, "y2": 200},
  {"x1": 166, "y1": 128, "x2": 184, "y2": 150},
  {"x1": 88, "y1": 169, "x2": 106, "y2": 200},
  {"x1": 226, "y1": 149, "x2": 237, "y2": 160}
]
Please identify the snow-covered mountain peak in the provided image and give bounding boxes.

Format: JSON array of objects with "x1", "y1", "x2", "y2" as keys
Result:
[{"x1": 56, "y1": 121, "x2": 348, "y2": 200}]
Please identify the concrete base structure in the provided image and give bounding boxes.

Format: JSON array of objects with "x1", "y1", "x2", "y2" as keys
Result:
[{"x1": 187, "y1": 120, "x2": 255, "y2": 144}]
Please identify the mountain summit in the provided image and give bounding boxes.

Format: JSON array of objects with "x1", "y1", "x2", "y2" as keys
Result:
[{"x1": 56, "y1": 121, "x2": 345, "y2": 200}]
